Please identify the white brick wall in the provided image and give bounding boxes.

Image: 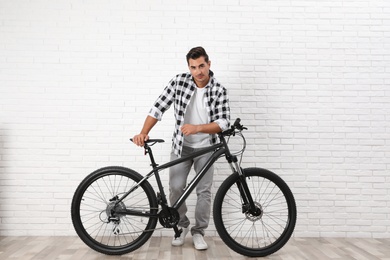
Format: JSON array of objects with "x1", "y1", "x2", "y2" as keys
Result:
[{"x1": 1, "y1": 0, "x2": 389, "y2": 238}]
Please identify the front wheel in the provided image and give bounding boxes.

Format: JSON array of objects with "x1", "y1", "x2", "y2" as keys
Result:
[
  {"x1": 213, "y1": 167, "x2": 297, "y2": 257},
  {"x1": 71, "y1": 166, "x2": 158, "y2": 255}
]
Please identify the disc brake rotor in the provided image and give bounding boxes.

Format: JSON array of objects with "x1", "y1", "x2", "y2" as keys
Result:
[{"x1": 245, "y1": 202, "x2": 263, "y2": 222}]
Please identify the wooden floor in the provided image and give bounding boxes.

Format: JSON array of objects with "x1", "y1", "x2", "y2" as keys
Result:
[{"x1": 1, "y1": 236, "x2": 389, "y2": 260}]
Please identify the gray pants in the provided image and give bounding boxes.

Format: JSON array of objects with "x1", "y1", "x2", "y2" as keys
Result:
[{"x1": 169, "y1": 146, "x2": 214, "y2": 236}]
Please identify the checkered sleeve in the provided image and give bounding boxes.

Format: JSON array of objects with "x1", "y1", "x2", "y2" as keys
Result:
[
  {"x1": 148, "y1": 78, "x2": 176, "y2": 121},
  {"x1": 212, "y1": 86, "x2": 230, "y2": 132}
]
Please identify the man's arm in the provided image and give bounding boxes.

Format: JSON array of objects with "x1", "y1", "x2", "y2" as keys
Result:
[
  {"x1": 181, "y1": 122, "x2": 221, "y2": 136},
  {"x1": 133, "y1": 77, "x2": 177, "y2": 146},
  {"x1": 132, "y1": 116, "x2": 158, "y2": 146}
]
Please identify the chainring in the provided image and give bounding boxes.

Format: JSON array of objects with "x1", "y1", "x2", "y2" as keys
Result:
[{"x1": 158, "y1": 207, "x2": 180, "y2": 228}]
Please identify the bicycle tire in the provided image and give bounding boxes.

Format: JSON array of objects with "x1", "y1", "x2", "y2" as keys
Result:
[
  {"x1": 213, "y1": 167, "x2": 297, "y2": 257},
  {"x1": 71, "y1": 166, "x2": 158, "y2": 255}
]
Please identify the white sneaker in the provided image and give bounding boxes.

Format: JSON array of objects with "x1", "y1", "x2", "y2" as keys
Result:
[
  {"x1": 192, "y1": 233, "x2": 208, "y2": 250},
  {"x1": 171, "y1": 227, "x2": 189, "y2": 246}
]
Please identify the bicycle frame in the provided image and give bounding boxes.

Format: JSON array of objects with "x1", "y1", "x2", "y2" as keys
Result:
[
  {"x1": 114, "y1": 142, "x2": 226, "y2": 216},
  {"x1": 115, "y1": 129, "x2": 257, "y2": 221}
]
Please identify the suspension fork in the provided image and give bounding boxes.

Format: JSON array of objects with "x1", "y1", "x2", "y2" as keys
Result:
[
  {"x1": 230, "y1": 159, "x2": 261, "y2": 216},
  {"x1": 220, "y1": 132, "x2": 260, "y2": 215}
]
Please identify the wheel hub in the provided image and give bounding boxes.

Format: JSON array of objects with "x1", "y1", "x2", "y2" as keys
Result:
[
  {"x1": 245, "y1": 202, "x2": 263, "y2": 222},
  {"x1": 106, "y1": 201, "x2": 126, "y2": 220}
]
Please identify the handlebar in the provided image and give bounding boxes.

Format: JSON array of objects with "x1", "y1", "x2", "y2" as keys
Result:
[
  {"x1": 131, "y1": 118, "x2": 246, "y2": 148},
  {"x1": 219, "y1": 118, "x2": 247, "y2": 137}
]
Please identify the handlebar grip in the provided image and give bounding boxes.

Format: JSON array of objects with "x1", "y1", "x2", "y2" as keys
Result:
[
  {"x1": 233, "y1": 118, "x2": 241, "y2": 127},
  {"x1": 219, "y1": 118, "x2": 246, "y2": 137}
]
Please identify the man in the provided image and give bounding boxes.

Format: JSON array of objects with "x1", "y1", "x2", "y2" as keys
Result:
[{"x1": 132, "y1": 46, "x2": 230, "y2": 250}]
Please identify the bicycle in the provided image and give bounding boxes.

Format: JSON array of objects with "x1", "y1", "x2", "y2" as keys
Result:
[{"x1": 71, "y1": 118, "x2": 297, "y2": 257}]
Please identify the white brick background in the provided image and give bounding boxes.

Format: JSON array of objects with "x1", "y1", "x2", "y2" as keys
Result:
[{"x1": 0, "y1": 0, "x2": 389, "y2": 238}]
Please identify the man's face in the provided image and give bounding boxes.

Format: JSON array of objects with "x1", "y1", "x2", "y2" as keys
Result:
[{"x1": 188, "y1": 56, "x2": 211, "y2": 88}]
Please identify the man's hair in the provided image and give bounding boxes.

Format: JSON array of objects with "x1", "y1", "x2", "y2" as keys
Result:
[{"x1": 186, "y1": 46, "x2": 209, "y2": 64}]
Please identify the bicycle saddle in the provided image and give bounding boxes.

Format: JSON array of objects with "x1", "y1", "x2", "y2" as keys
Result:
[
  {"x1": 145, "y1": 139, "x2": 165, "y2": 143},
  {"x1": 130, "y1": 138, "x2": 165, "y2": 144}
]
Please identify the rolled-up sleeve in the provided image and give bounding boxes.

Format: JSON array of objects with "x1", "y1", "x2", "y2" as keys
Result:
[
  {"x1": 214, "y1": 118, "x2": 229, "y2": 132},
  {"x1": 212, "y1": 87, "x2": 230, "y2": 132},
  {"x1": 148, "y1": 79, "x2": 176, "y2": 121}
]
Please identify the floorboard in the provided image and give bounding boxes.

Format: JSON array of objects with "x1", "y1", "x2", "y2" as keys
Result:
[{"x1": 0, "y1": 236, "x2": 389, "y2": 260}]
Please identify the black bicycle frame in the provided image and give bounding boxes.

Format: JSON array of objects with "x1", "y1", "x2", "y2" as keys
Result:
[
  {"x1": 115, "y1": 132, "x2": 258, "y2": 218},
  {"x1": 114, "y1": 142, "x2": 226, "y2": 216}
]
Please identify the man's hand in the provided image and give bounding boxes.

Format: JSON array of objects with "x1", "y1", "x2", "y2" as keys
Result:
[
  {"x1": 132, "y1": 133, "x2": 149, "y2": 147},
  {"x1": 132, "y1": 116, "x2": 158, "y2": 147},
  {"x1": 181, "y1": 124, "x2": 200, "y2": 136}
]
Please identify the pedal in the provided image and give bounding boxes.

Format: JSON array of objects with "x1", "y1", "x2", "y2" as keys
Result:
[{"x1": 173, "y1": 225, "x2": 182, "y2": 239}]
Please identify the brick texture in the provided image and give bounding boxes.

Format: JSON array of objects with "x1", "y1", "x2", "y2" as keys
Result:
[{"x1": 0, "y1": 0, "x2": 389, "y2": 238}]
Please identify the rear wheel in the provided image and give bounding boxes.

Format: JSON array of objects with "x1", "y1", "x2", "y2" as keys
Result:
[
  {"x1": 71, "y1": 166, "x2": 158, "y2": 255},
  {"x1": 213, "y1": 167, "x2": 296, "y2": 257}
]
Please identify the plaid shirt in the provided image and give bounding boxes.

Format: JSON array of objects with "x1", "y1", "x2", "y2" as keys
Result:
[{"x1": 149, "y1": 71, "x2": 230, "y2": 157}]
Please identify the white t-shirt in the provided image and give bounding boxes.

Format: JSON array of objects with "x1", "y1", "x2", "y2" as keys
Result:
[{"x1": 183, "y1": 87, "x2": 210, "y2": 148}]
